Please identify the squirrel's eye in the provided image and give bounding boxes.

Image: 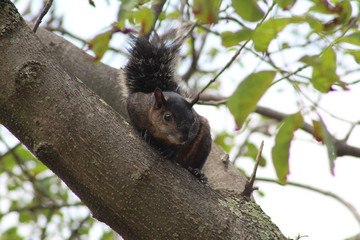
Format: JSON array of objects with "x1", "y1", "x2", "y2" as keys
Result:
[{"x1": 164, "y1": 113, "x2": 172, "y2": 122}]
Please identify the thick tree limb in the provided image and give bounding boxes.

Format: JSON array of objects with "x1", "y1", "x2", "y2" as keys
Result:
[
  {"x1": 28, "y1": 21, "x2": 249, "y2": 193},
  {"x1": 0, "y1": 1, "x2": 286, "y2": 239}
]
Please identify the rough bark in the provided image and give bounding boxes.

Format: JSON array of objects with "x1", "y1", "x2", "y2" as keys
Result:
[
  {"x1": 0, "y1": 1, "x2": 287, "y2": 240},
  {"x1": 29, "y1": 20, "x2": 249, "y2": 194}
]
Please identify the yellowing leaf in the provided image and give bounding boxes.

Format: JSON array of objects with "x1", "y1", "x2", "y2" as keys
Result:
[
  {"x1": 312, "y1": 120, "x2": 323, "y2": 142},
  {"x1": 313, "y1": 118, "x2": 336, "y2": 175},
  {"x1": 227, "y1": 71, "x2": 276, "y2": 130},
  {"x1": 232, "y1": 0, "x2": 264, "y2": 22},
  {"x1": 88, "y1": 30, "x2": 113, "y2": 61},
  {"x1": 193, "y1": 0, "x2": 220, "y2": 24},
  {"x1": 272, "y1": 112, "x2": 303, "y2": 185}
]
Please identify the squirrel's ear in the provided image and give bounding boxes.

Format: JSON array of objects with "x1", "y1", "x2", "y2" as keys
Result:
[
  {"x1": 189, "y1": 93, "x2": 200, "y2": 107},
  {"x1": 154, "y1": 88, "x2": 166, "y2": 109}
]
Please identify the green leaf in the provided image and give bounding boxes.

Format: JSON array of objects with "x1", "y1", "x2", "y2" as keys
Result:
[
  {"x1": 243, "y1": 142, "x2": 266, "y2": 167},
  {"x1": 253, "y1": 17, "x2": 304, "y2": 52},
  {"x1": 88, "y1": 30, "x2": 113, "y2": 61},
  {"x1": 272, "y1": 112, "x2": 303, "y2": 185},
  {"x1": 15, "y1": 145, "x2": 37, "y2": 161},
  {"x1": 9, "y1": 200, "x2": 19, "y2": 211},
  {"x1": 214, "y1": 132, "x2": 234, "y2": 153},
  {"x1": 309, "y1": 0, "x2": 352, "y2": 23},
  {"x1": 227, "y1": 71, "x2": 276, "y2": 130},
  {"x1": 134, "y1": 7, "x2": 155, "y2": 34},
  {"x1": 345, "y1": 49, "x2": 360, "y2": 64},
  {"x1": 19, "y1": 211, "x2": 32, "y2": 223},
  {"x1": 0, "y1": 227, "x2": 24, "y2": 240},
  {"x1": 300, "y1": 48, "x2": 344, "y2": 92},
  {"x1": 309, "y1": 0, "x2": 334, "y2": 14},
  {"x1": 118, "y1": 0, "x2": 140, "y2": 22},
  {"x1": 275, "y1": 0, "x2": 297, "y2": 10},
  {"x1": 232, "y1": 0, "x2": 264, "y2": 22},
  {"x1": 220, "y1": 28, "x2": 252, "y2": 47},
  {"x1": 193, "y1": 0, "x2": 220, "y2": 24},
  {"x1": 336, "y1": 0, "x2": 352, "y2": 24},
  {"x1": 305, "y1": 15, "x2": 324, "y2": 33},
  {"x1": 2, "y1": 153, "x2": 16, "y2": 171},
  {"x1": 313, "y1": 118, "x2": 336, "y2": 175},
  {"x1": 340, "y1": 32, "x2": 360, "y2": 46},
  {"x1": 29, "y1": 161, "x2": 48, "y2": 176},
  {"x1": 100, "y1": 230, "x2": 115, "y2": 240},
  {"x1": 299, "y1": 55, "x2": 320, "y2": 66},
  {"x1": 312, "y1": 48, "x2": 339, "y2": 92}
]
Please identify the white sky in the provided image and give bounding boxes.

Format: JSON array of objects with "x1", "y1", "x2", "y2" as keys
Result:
[{"x1": 10, "y1": 0, "x2": 360, "y2": 239}]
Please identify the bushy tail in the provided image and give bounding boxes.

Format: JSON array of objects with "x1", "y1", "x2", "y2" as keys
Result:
[{"x1": 124, "y1": 34, "x2": 181, "y2": 94}]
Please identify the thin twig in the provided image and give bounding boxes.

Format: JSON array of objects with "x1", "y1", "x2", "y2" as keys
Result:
[
  {"x1": 199, "y1": 2, "x2": 277, "y2": 95},
  {"x1": 256, "y1": 177, "x2": 360, "y2": 227},
  {"x1": 33, "y1": 0, "x2": 54, "y2": 33},
  {"x1": 182, "y1": 30, "x2": 208, "y2": 82},
  {"x1": 68, "y1": 215, "x2": 92, "y2": 240},
  {"x1": 241, "y1": 141, "x2": 264, "y2": 199},
  {"x1": 343, "y1": 122, "x2": 359, "y2": 143},
  {"x1": 40, "y1": 208, "x2": 55, "y2": 240},
  {"x1": 199, "y1": 41, "x2": 248, "y2": 95}
]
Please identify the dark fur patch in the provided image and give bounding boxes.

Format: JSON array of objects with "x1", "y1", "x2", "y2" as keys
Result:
[{"x1": 125, "y1": 36, "x2": 180, "y2": 94}]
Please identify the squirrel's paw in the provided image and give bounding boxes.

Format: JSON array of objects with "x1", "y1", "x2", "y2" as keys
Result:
[{"x1": 187, "y1": 167, "x2": 208, "y2": 184}]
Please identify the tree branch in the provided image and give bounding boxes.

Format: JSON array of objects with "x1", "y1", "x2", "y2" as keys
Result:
[
  {"x1": 255, "y1": 106, "x2": 360, "y2": 158},
  {"x1": 256, "y1": 177, "x2": 360, "y2": 227},
  {"x1": 27, "y1": 21, "x2": 249, "y2": 194},
  {"x1": 0, "y1": 1, "x2": 286, "y2": 239},
  {"x1": 199, "y1": 96, "x2": 360, "y2": 158}
]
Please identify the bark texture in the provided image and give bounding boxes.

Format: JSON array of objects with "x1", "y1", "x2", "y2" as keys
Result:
[
  {"x1": 0, "y1": 1, "x2": 286, "y2": 239},
  {"x1": 29, "y1": 20, "x2": 249, "y2": 194}
]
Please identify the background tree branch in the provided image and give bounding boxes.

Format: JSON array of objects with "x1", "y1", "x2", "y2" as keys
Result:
[{"x1": 199, "y1": 94, "x2": 360, "y2": 159}]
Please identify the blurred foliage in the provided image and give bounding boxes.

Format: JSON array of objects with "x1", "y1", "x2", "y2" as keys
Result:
[
  {"x1": 227, "y1": 71, "x2": 276, "y2": 130},
  {"x1": 3, "y1": 0, "x2": 360, "y2": 239},
  {"x1": 0, "y1": 128, "x2": 114, "y2": 240},
  {"x1": 271, "y1": 112, "x2": 304, "y2": 184}
]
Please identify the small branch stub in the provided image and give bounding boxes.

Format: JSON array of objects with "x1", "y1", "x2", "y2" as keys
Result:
[{"x1": 241, "y1": 141, "x2": 264, "y2": 199}]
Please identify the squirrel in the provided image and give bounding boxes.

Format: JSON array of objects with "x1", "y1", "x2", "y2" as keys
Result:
[{"x1": 122, "y1": 32, "x2": 212, "y2": 182}]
